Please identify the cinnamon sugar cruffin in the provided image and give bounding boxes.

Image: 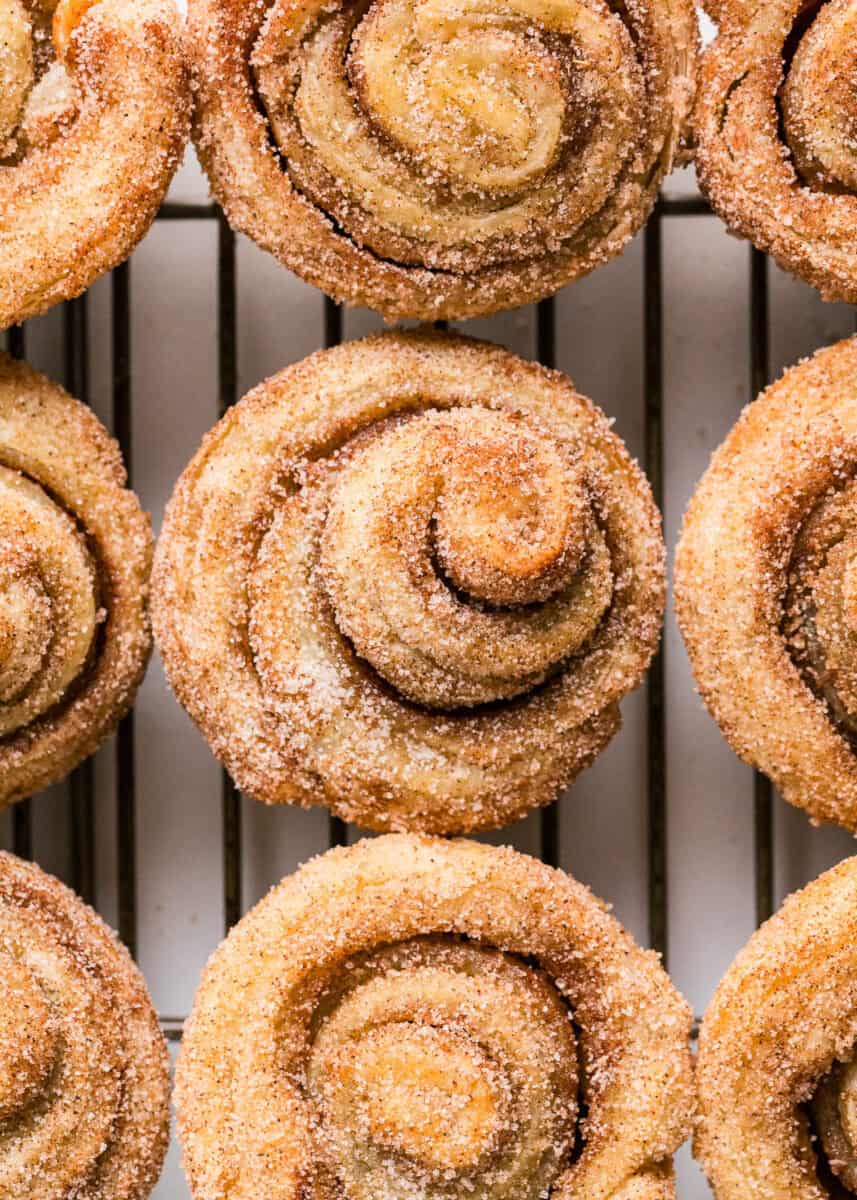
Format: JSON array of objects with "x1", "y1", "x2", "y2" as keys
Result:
[
  {"x1": 675, "y1": 336, "x2": 857, "y2": 833},
  {"x1": 176, "y1": 834, "x2": 695, "y2": 1200},
  {"x1": 695, "y1": 0, "x2": 857, "y2": 304},
  {"x1": 186, "y1": 0, "x2": 697, "y2": 320},
  {"x1": 0, "y1": 354, "x2": 152, "y2": 807},
  {"x1": 152, "y1": 330, "x2": 665, "y2": 834},
  {"x1": 696, "y1": 857, "x2": 857, "y2": 1200},
  {"x1": 0, "y1": 851, "x2": 169, "y2": 1198},
  {"x1": 0, "y1": 0, "x2": 189, "y2": 330}
]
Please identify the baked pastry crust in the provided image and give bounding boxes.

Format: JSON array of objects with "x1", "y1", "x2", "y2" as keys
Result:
[
  {"x1": 0, "y1": 354, "x2": 152, "y2": 807},
  {"x1": 675, "y1": 336, "x2": 857, "y2": 832},
  {"x1": 152, "y1": 329, "x2": 665, "y2": 834},
  {"x1": 186, "y1": 0, "x2": 697, "y2": 320},
  {"x1": 695, "y1": 0, "x2": 857, "y2": 303},
  {"x1": 176, "y1": 834, "x2": 695, "y2": 1200},
  {"x1": 697, "y1": 856, "x2": 857, "y2": 1200},
  {"x1": 0, "y1": 850, "x2": 169, "y2": 1198},
  {"x1": 0, "y1": 0, "x2": 189, "y2": 330}
]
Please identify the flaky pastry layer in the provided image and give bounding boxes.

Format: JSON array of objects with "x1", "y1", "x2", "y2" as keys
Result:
[
  {"x1": 676, "y1": 336, "x2": 857, "y2": 832},
  {"x1": 697, "y1": 856, "x2": 857, "y2": 1200},
  {"x1": 177, "y1": 834, "x2": 695, "y2": 1200},
  {"x1": 187, "y1": 0, "x2": 696, "y2": 319},
  {"x1": 152, "y1": 329, "x2": 664, "y2": 833},
  {"x1": 0, "y1": 851, "x2": 169, "y2": 1198},
  {"x1": 0, "y1": 354, "x2": 152, "y2": 806},
  {"x1": 695, "y1": 0, "x2": 857, "y2": 303},
  {"x1": 0, "y1": 0, "x2": 189, "y2": 329}
]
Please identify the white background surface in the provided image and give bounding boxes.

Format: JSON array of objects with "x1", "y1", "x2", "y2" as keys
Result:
[{"x1": 3, "y1": 31, "x2": 857, "y2": 1194}]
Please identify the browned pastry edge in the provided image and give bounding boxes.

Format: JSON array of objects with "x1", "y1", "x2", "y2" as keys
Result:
[
  {"x1": 152, "y1": 328, "x2": 665, "y2": 834},
  {"x1": 675, "y1": 336, "x2": 857, "y2": 832},
  {"x1": 185, "y1": 0, "x2": 697, "y2": 320},
  {"x1": 176, "y1": 833, "x2": 695, "y2": 1200},
  {"x1": 0, "y1": 0, "x2": 190, "y2": 330},
  {"x1": 697, "y1": 855, "x2": 857, "y2": 1200},
  {"x1": 0, "y1": 850, "x2": 170, "y2": 1198},
  {"x1": 694, "y1": 0, "x2": 857, "y2": 304},
  {"x1": 0, "y1": 353, "x2": 153, "y2": 807}
]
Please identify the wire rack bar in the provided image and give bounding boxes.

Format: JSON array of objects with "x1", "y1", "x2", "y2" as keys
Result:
[
  {"x1": 217, "y1": 217, "x2": 243, "y2": 934},
  {"x1": 750, "y1": 248, "x2": 774, "y2": 926},
  {"x1": 323, "y1": 295, "x2": 349, "y2": 852},
  {"x1": 112, "y1": 261, "x2": 139, "y2": 957},
  {"x1": 7, "y1": 324, "x2": 32, "y2": 861},
  {"x1": 159, "y1": 203, "x2": 220, "y2": 220},
  {"x1": 658, "y1": 195, "x2": 711, "y2": 217},
  {"x1": 537, "y1": 296, "x2": 560, "y2": 868},
  {"x1": 64, "y1": 295, "x2": 97, "y2": 906},
  {"x1": 12, "y1": 802, "x2": 32, "y2": 860},
  {"x1": 645, "y1": 209, "x2": 667, "y2": 961}
]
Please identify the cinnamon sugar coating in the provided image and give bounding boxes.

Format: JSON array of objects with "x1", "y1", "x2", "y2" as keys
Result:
[
  {"x1": 152, "y1": 330, "x2": 665, "y2": 834},
  {"x1": 695, "y1": 0, "x2": 857, "y2": 304},
  {"x1": 0, "y1": 851, "x2": 169, "y2": 1198},
  {"x1": 186, "y1": 0, "x2": 696, "y2": 321},
  {"x1": 0, "y1": 354, "x2": 152, "y2": 807},
  {"x1": 176, "y1": 834, "x2": 695, "y2": 1200},
  {"x1": 0, "y1": 0, "x2": 189, "y2": 330},
  {"x1": 696, "y1": 857, "x2": 857, "y2": 1200},
  {"x1": 675, "y1": 336, "x2": 857, "y2": 833}
]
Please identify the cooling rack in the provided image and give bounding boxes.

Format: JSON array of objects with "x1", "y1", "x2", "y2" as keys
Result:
[{"x1": 3, "y1": 161, "x2": 857, "y2": 1197}]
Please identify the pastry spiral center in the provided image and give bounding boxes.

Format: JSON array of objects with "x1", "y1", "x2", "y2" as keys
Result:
[
  {"x1": 785, "y1": 480, "x2": 857, "y2": 737},
  {"x1": 0, "y1": 466, "x2": 98, "y2": 738},
  {"x1": 350, "y1": 0, "x2": 567, "y2": 193},
  {"x1": 251, "y1": 0, "x2": 643, "y2": 270},
  {"x1": 781, "y1": 0, "x2": 857, "y2": 192},
  {"x1": 305, "y1": 937, "x2": 578, "y2": 1200},
  {"x1": 0, "y1": 955, "x2": 56, "y2": 1122},
  {"x1": 431, "y1": 408, "x2": 587, "y2": 606},
  {"x1": 0, "y1": 543, "x2": 51, "y2": 703},
  {"x1": 341, "y1": 1023, "x2": 502, "y2": 1170},
  {"x1": 301, "y1": 406, "x2": 611, "y2": 709}
]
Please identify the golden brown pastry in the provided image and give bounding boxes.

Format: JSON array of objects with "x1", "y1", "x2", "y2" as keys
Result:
[
  {"x1": 152, "y1": 330, "x2": 665, "y2": 834},
  {"x1": 177, "y1": 834, "x2": 695, "y2": 1200},
  {"x1": 0, "y1": 850, "x2": 169, "y2": 1198},
  {"x1": 674, "y1": 336, "x2": 857, "y2": 833},
  {"x1": 186, "y1": 0, "x2": 697, "y2": 321},
  {"x1": 0, "y1": 354, "x2": 152, "y2": 807},
  {"x1": 697, "y1": 856, "x2": 857, "y2": 1200},
  {"x1": 695, "y1": 0, "x2": 857, "y2": 303},
  {"x1": 0, "y1": 0, "x2": 189, "y2": 330}
]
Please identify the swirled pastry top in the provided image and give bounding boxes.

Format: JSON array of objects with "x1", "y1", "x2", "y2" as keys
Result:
[
  {"x1": 696, "y1": 856, "x2": 857, "y2": 1200},
  {"x1": 0, "y1": 851, "x2": 169, "y2": 1198},
  {"x1": 152, "y1": 330, "x2": 665, "y2": 834},
  {"x1": 675, "y1": 336, "x2": 857, "y2": 833},
  {"x1": 187, "y1": 0, "x2": 697, "y2": 320},
  {"x1": 0, "y1": 0, "x2": 189, "y2": 330},
  {"x1": 0, "y1": 354, "x2": 152, "y2": 807},
  {"x1": 176, "y1": 834, "x2": 695, "y2": 1200},
  {"x1": 695, "y1": 0, "x2": 857, "y2": 303}
]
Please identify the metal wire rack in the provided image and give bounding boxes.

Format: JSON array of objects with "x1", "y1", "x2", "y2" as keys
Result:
[
  {"x1": 2, "y1": 189, "x2": 776, "y2": 1025},
  {"x1": 10, "y1": 162, "x2": 825, "y2": 1200}
]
